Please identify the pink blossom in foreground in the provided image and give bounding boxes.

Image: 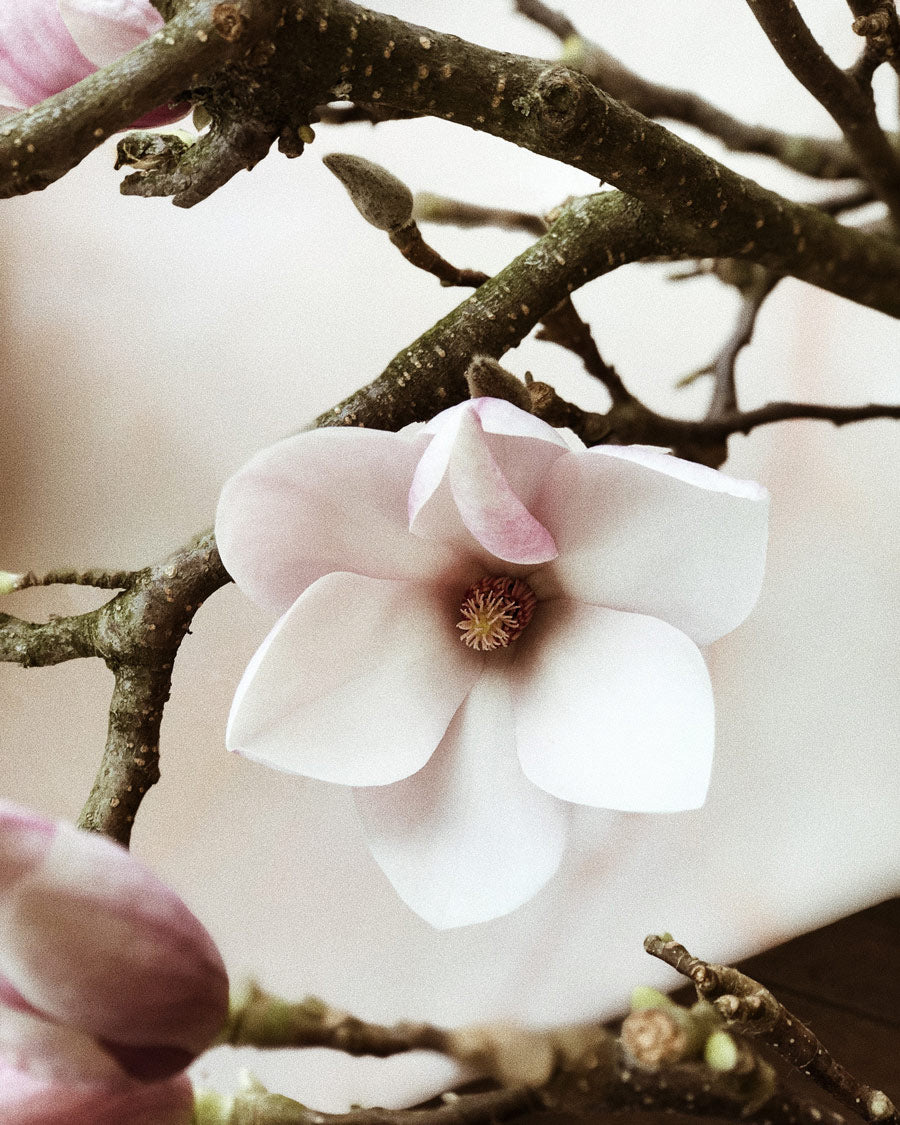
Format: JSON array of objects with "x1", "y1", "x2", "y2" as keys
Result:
[
  {"x1": 216, "y1": 397, "x2": 769, "y2": 929},
  {"x1": 0, "y1": 0, "x2": 186, "y2": 126},
  {"x1": 0, "y1": 801, "x2": 229, "y2": 1124}
]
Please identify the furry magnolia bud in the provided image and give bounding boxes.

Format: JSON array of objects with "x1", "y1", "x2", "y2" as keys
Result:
[
  {"x1": 465, "y1": 357, "x2": 533, "y2": 412},
  {"x1": 323, "y1": 153, "x2": 414, "y2": 232}
]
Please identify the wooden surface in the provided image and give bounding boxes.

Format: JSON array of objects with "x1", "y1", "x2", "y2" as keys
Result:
[{"x1": 731, "y1": 895, "x2": 900, "y2": 1096}]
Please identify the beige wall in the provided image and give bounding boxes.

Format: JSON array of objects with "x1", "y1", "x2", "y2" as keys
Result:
[{"x1": 1, "y1": 0, "x2": 898, "y2": 1107}]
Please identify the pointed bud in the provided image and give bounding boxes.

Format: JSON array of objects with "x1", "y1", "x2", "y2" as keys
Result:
[
  {"x1": 464, "y1": 357, "x2": 532, "y2": 412},
  {"x1": 323, "y1": 153, "x2": 414, "y2": 232}
]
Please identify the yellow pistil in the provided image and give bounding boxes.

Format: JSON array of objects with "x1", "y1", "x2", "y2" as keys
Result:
[{"x1": 457, "y1": 576, "x2": 537, "y2": 651}]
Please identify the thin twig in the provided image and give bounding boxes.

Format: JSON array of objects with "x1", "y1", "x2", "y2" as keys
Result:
[
  {"x1": 221, "y1": 984, "x2": 452, "y2": 1055},
  {"x1": 389, "y1": 222, "x2": 490, "y2": 288},
  {"x1": 535, "y1": 296, "x2": 633, "y2": 405},
  {"x1": 514, "y1": 0, "x2": 864, "y2": 180},
  {"x1": 412, "y1": 192, "x2": 548, "y2": 238},
  {"x1": 745, "y1": 0, "x2": 900, "y2": 224},
  {"x1": 705, "y1": 274, "x2": 779, "y2": 419},
  {"x1": 847, "y1": 0, "x2": 900, "y2": 78},
  {"x1": 644, "y1": 935, "x2": 898, "y2": 1125}
]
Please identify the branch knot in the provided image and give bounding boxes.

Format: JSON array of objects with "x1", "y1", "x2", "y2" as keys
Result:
[{"x1": 532, "y1": 65, "x2": 594, "y2": 139}]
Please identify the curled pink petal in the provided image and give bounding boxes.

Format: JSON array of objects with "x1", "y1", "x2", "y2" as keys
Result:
[
  {"x1": 355, "y1": 667, "x2": 569, "y2": 928},
  {"x1": 217, "y1": 427, "x2": 461, "y2": 614},
  {"x1": 58, "y1": 0, "x2": 164, "y2": 68},
  {"x1": 227, "y1": 572, "x2": 482, "y2": 785},
  {"x1": 513, "y1": 602, "x2": 714, "y2": 811},
  {"x1": 0, "y1": 804, "x2": 228, "y2": 1079},
  {"x1": 536, "y1": 445, "x2": 769, "y2": 644},
  {"x1": 409, "y1": 400, "x2": 561, "y2": 564}
]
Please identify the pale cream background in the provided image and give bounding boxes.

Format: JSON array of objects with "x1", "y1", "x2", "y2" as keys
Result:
[{"x1": 1, "y1": 0, "x2": 898, "y2": 1108}]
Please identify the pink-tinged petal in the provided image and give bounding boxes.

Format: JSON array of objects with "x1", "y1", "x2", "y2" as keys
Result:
[
  {"x1": 58, "y1": 0, "x2": 163, "y2": 68},
  {"x1": 227, "y1": 572, "x2": 482, "y2": 786},
  {"x1": 0, "y1": 803, "x2": 56, "y2": 893},
  {"x1": 216, "y1": 427, "x2": 464, "y2": 615},
  {"x1": 512, "y1": 602, "x2": 714, "y2": 811},
  {"x1": 409, "y1": 401, "x2": 563, "y2": 565},
  {"x1": 0, "y1": 1015, "x2": 193, "y2": 1124},
  {"x1": 0, "y1": 0, "x2": 94, "y2": 108},
  {"x1": 535, "y1": 445, "x2": 769, "y2": 645},
  {"x1": 0, "y1": 809, "x2": 228, "y2": 1077},
  {"x1": 354, "y1": 667, "x2": 569, "y2": 928},
  {"x1": 0, "y1": 1008, "x2": 124, "y2": 1088}
]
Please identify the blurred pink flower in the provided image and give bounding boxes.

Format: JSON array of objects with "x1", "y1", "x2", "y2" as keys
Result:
[
  {"x1": 0, "y1": 0, "x2": 186, "y2": 126},
  {"x1": 0, "y1": 801, "x2": 229, "y2": 1124},
  {"x1": 216, "y1": 398, "x2": 769, "y2": 929}
]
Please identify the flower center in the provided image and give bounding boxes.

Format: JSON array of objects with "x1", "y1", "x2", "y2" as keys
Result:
[{"x1": 456, "y1": 576, "x2": 537, "y2": 651}]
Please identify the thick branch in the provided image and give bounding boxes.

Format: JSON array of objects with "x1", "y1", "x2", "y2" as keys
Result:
[
  {"x1": 645, "y1": 935, "x2": 898, "y2": 1124},
  {"x1": 292, "y1": 1, "x2": 900, "y2": 317},
  {"x1": 3, "y1": 0, "x2": 899, "y2": 318},
  {"x1": 745, "y1": 0, "x2": 900, "y2": 223},
  {"x1": 314, "y1": 192, "x2": 668, "y2": 431},
  {"x1": 516, "y1": 0, "x2": 865, "y2": 181},
  {"x1": 0, "y1": 0, "x2": 277, "y2": 198}
]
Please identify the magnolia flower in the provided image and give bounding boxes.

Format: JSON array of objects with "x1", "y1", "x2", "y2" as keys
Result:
[
  {"x1": 0, "y1": 0, "x2": 185, "y2": 126},
  {"x1": 216, "y1": 397, "x2": 768, "y2": 928},
  {"x1": 0, "y1": 800, "x2": 229, "y2": 1124}
]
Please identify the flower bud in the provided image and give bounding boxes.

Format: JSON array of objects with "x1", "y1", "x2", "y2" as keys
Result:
[
  {"x1": 323, "y1": 153, "x2": 415, "y2": 232},
  {"x1": 0, "y1": 801, "x2": 229, "y2": 1084}
]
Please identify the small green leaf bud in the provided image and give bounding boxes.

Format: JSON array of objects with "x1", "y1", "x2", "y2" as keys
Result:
[
  {"x1": 630, "y1": 986, "x2": 676, "y2": 1012},
  {"x1": 193, "y1": 1089, "x2": 236, "y2": 1125},
  {"x1": 704, "y1": 1029, "x2": 739, "y2": 1071},
  {"x1": 0, "y1": 571, "x2": 23, "y2": 595},
  {"x1": 322, "y1": 153, "x2": 414, "y2": 232},
  {"x1": 559, "y1": 34, "x2": 588, "y2": 68}
]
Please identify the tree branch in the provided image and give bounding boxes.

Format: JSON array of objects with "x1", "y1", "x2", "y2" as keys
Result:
[
  {"x1": 745, "y1": 0, "x2": 900, "y2": 224},
  {"x1": 1, "y1": 531, "x2": 230, "y2": 844},
  {"x1": 313, "y1": 191, "x2": 668, "y2": 432},
  {"x1": 645, "y1": 934, "x2": 898, "y2": 1125},
  {"x1": 3, "y1": 0, "x2": 899, "y2": 318},
  {"x1": 412, "y1": 192, "x2": 547, "y2": 238},
  {"x1": 847, "y1": 0, "x2": 900, "y2": 78},
  {"x1": 705, "y1": 271, "x2": 779, "y2": 419},
  {"x1": 515, "y1": 0, "x2": 866, "y2": 180}
]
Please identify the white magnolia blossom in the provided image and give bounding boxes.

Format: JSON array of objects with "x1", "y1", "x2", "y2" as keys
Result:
[{"x1": 216, "y1": 397, "x2": 769, "y2": 928}]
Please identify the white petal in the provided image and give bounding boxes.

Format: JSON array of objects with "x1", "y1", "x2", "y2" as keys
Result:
[
  {"x1": 512, "y1": 602, "x2": 714, "y2": 811},
  {"x1": 536, "y1": 445, "x2": 769, "y2": 644},
  {"x1": 354, "y1": 668, "x2": 569, "y2": 928},
  {"x1": 227, "y1": 573, "x2": 481, "y2": 785},
  {"x1": 216, "y1": 426, "x2": 460, "y2": 615},
  {"x1": 58, "y1": 0, "x2": 162, "y2": 68}
]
